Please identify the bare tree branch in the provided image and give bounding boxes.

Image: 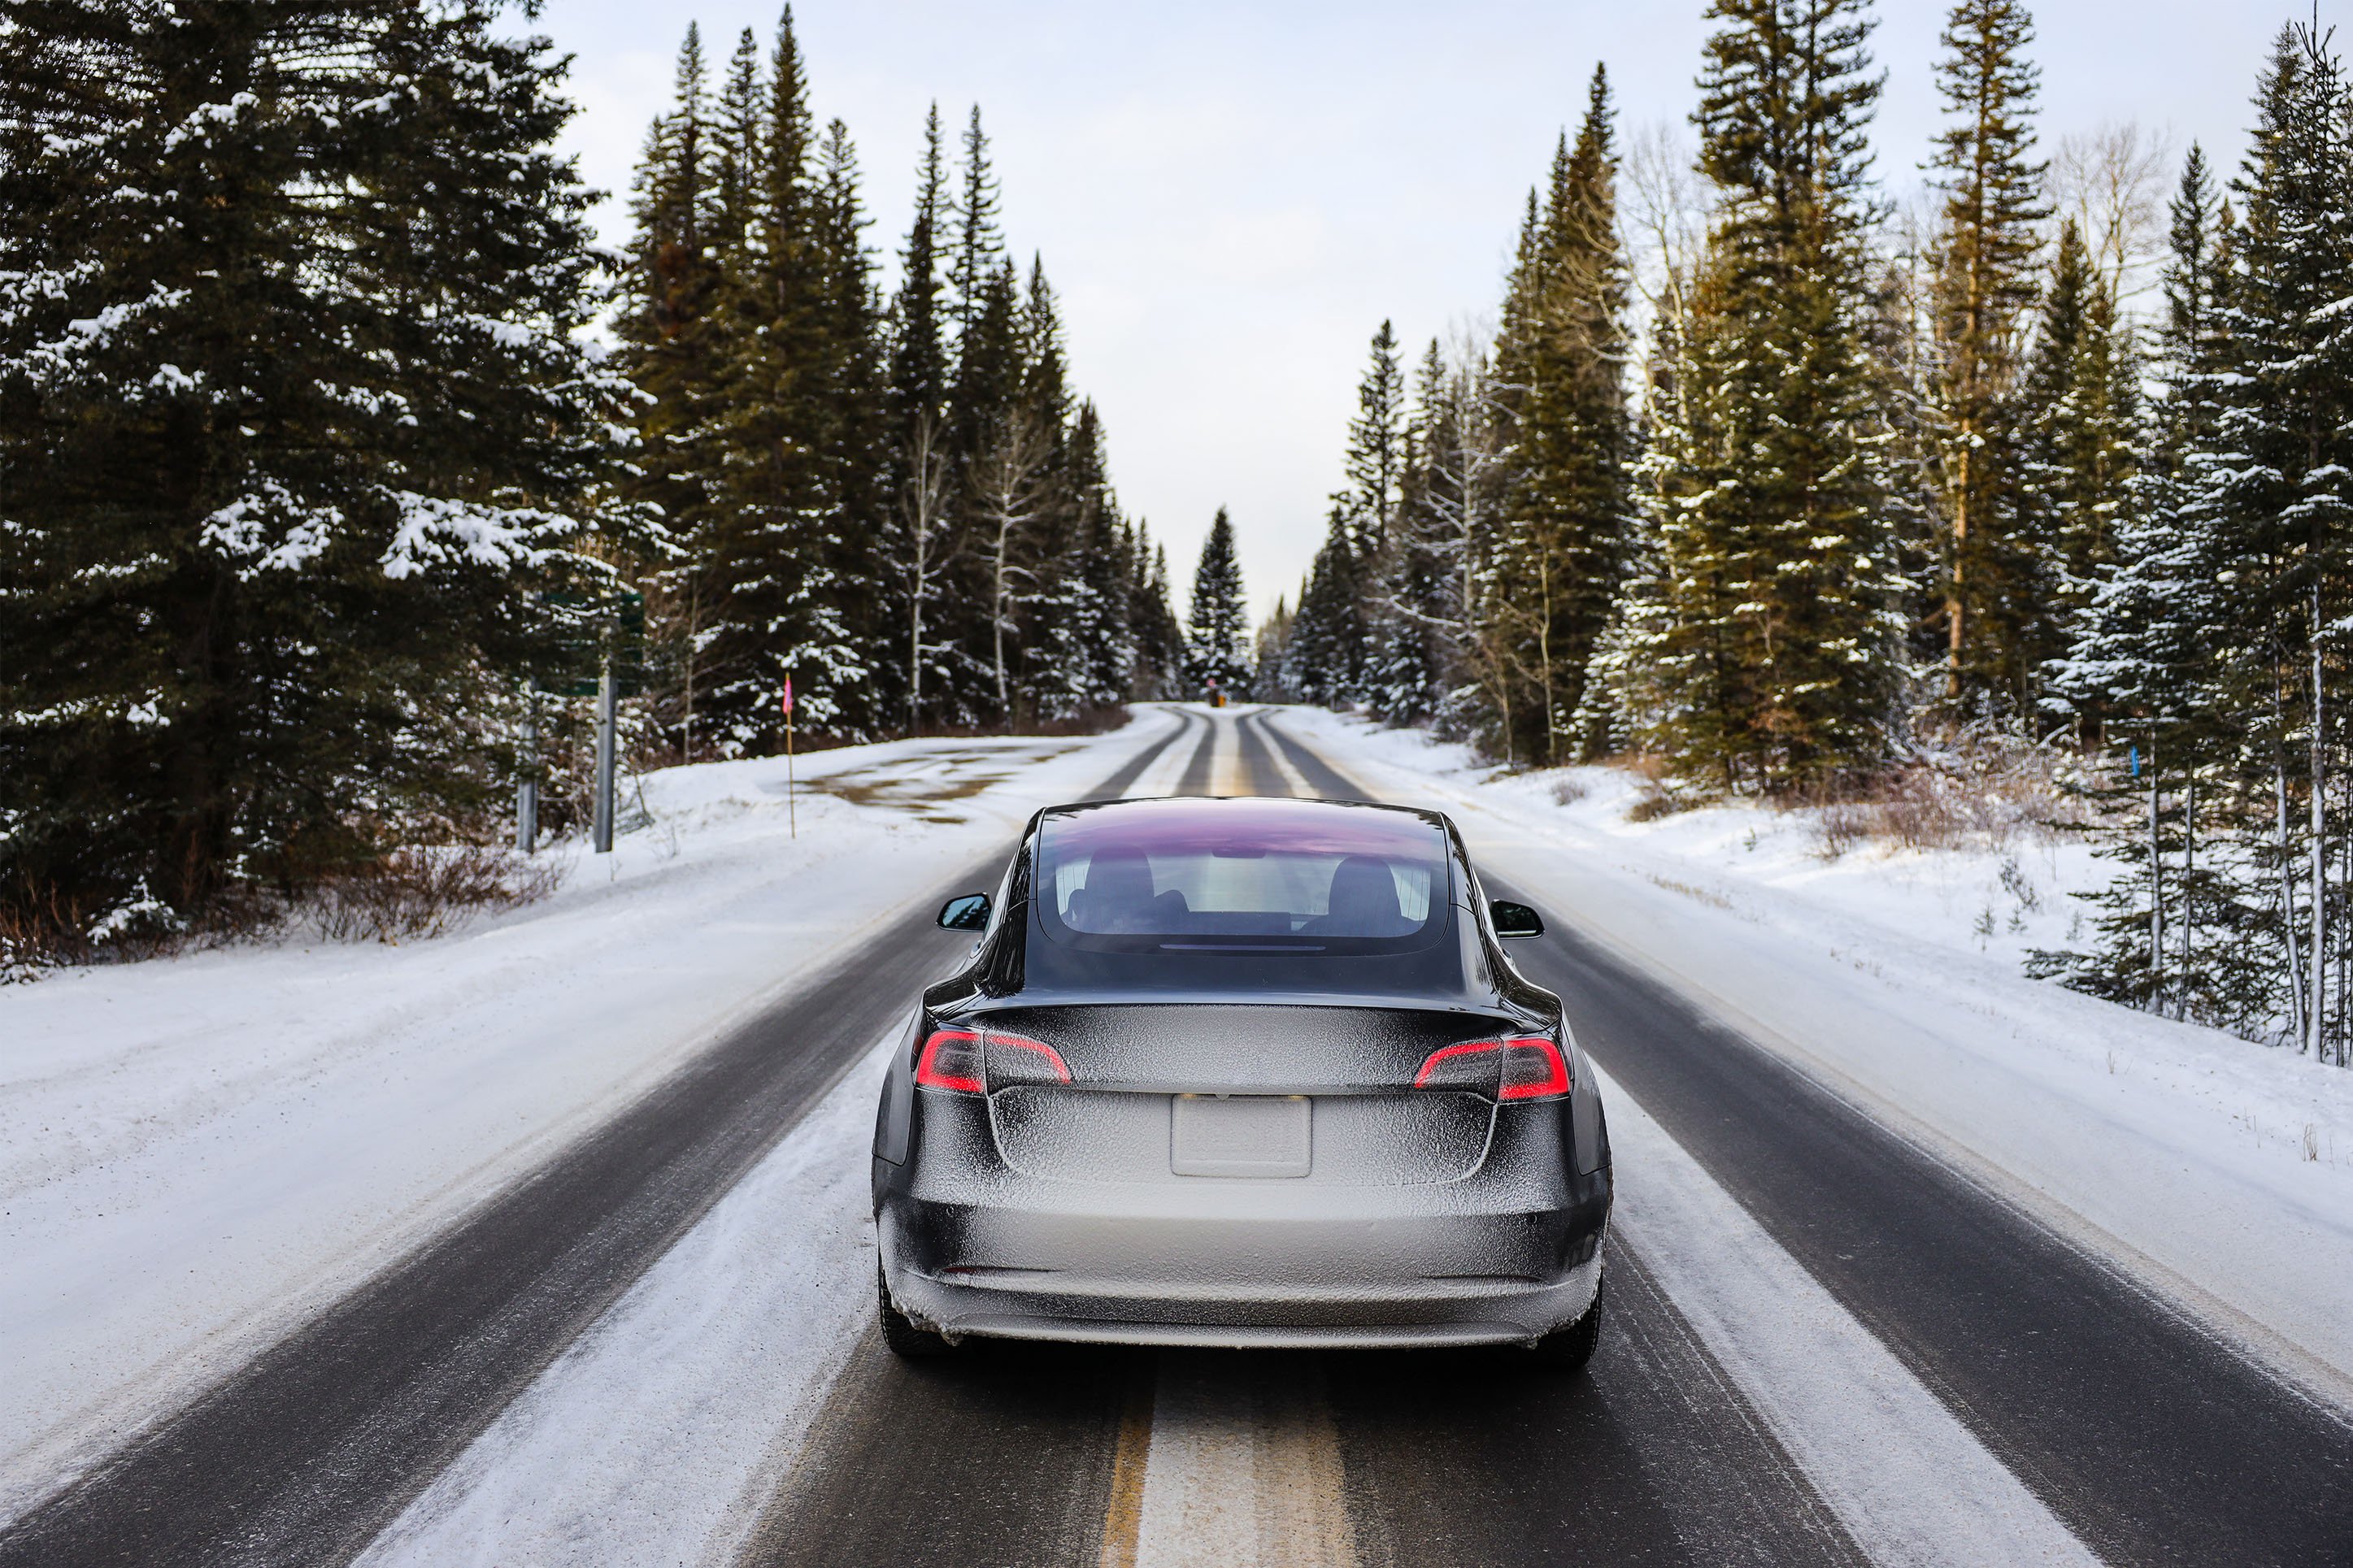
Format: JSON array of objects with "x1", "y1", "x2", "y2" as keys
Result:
[{"x1": 2050, "y1": 119, "x2": 2177, "y2": 305}]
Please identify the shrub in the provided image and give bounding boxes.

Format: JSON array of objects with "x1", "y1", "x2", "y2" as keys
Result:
[{"x1": 306, "y1": 846, "x2": 567, "y2": 943}]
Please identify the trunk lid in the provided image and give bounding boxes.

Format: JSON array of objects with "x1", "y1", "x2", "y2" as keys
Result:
[{"x1": 968, "y1": 1002, "x2": 1525, "y2": 1188}]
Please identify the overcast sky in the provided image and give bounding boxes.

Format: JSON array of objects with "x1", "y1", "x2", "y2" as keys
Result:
[{"x1": 546, "y1": 0, "x2": 2344, "y2": 619}]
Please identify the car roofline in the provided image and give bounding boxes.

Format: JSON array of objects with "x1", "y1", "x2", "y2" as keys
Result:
[{"x1": 1036, "y1": 796, "x2": 1454, "y2": 832}]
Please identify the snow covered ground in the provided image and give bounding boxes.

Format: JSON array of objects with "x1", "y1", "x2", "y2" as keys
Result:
[
  {"x1": 0, "y1": 710, "x2": 1185, "y2": 1520},
  {"x1": 353, "y1": 1030, "x2": 899, "y2": 1568},
  {"x1": 1284, "y1": 709, "x2": 2353, "y2": 1404}
]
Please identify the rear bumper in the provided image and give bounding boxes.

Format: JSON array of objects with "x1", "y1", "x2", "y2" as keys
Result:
[
  {"x1": 885, "y1": 1249, "x2": 1605, "y2": 1350},
  {"x1": 875, "y1": 1160, "x2": 1611, "y2": 1349}
]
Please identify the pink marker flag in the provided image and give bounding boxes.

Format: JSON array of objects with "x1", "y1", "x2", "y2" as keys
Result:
[{"x1": 781, "y1": 675, "x2": 794, "y2": 716}]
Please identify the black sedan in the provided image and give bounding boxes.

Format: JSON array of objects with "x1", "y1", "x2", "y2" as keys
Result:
[{"x1": 870, "y1": 796, "x2": 1612, "y2": 1366}]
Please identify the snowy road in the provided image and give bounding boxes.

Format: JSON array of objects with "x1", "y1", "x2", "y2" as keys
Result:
[{"x1": 3, "y1": 707, "x2": 2351, "y2": 1566}]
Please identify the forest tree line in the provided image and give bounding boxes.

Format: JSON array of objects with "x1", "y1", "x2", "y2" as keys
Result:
[
  {"x1": 0, "y1": 3, "x2": 1187, "y2": 954},
  {"x1": 1251, "y1": 0, "x2": 2353, "y2": 1062},
  {"x1": 619, "y1": 15, "x2": 1189, "y2": 754}
]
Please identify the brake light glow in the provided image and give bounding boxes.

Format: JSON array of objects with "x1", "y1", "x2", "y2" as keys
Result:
[
  {"x1": 914, "y1": 1027, "x2": 1072, "y2": 1094},
  {"x1": 915, "y1": 1030, "x2": 985, "y2": 1093},
  {"x1": 1412, "y1": 1036, "x2": 1570, "y2": 1101}
]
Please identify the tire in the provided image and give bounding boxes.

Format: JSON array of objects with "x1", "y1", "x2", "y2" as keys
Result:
[
  {"x1": 877, "y1": 1259, "x2": 956, "y2": 1358},
  {"x1": 1529, "y1": 1275, "x2": 1604, "y2": 1372}
]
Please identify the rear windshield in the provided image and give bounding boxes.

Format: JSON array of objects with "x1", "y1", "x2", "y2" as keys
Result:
[{"x1": 1033, "y1": 801, "x2": 1451, "y2": 955}]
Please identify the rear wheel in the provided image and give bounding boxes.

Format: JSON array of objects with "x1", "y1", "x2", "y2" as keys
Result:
[
  {"x1": 1529, "y1": 1275, "x2": 1603, "y2": 1372},
  {"x1": 877, "y1": 1259, "x2": 956, "y2": 1358}
]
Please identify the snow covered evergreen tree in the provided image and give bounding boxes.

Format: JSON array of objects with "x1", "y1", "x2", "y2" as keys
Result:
[
  {"x1": 2017, "y1": 219, "x2": 2141, "y2": 683},
  {"x1": 881, "y1": 104, "x2": 956, "y2": 736},
  {"x1": 2042, "y1": 156, "x2": 2234, "y2": 1019},
  {"x1": 1186, "y1": 510, "x2": 1251, "y2": 695},
  {"x1": 1252, "y1": 595, "x2": 1298, "y2": 701},
  {"x1": 687, "y1": 12, "x2": 888, "y2": 746},
  {"x1": 617, "y1": 54, "x2": 1131, "y2": 742},
  {"x1": 1925, "y1": 0, "x2": 2050, "y2": 712},
  {"x1": 1364, "y1": 341, "x2": 1468, "y2": 725},
  {"x1": 1129, "y1": 532, "x2": 1187, "y2": 699},
  {"x1": 620, "y1": 29, "x2": 726, "y2": 757},
  {"x1": 1285, "y1": 510, "x2": 1365, "y2": 706},
  {"x1": 2184, "y1": 24, "x2": 2353, "y2": 1059},
  {"x1": 2042, "y1": 26, "x2": 2353, "y2": 1062},
  {"x1": 1342, "y1": 321, "x2": 1408, "y2": 562},
  {"x1": 0, "y1": 0, "x2": 635, "y2": 945},
  {"x1": 1633, "y1": 0, "x2": 1903, "y2": 792},
  {"x1": 1063, "y1": 403, "x2": 1138, "y2": 710},
  {"x1": 1002, "y1": 258, "x2": 1089, "y2": 723},
  {"x1": 1488, "y1": 68, "x2": 1636, "y2": 764}
]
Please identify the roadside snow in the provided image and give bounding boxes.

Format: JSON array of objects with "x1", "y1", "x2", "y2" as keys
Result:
[
  {"x1": 1598, "y1": 1063, "x2": 2099, "y2": 1567},
  {"x1": 0, "y1": 711, "x2": 1181, "y2": 1522},
  {"x1": 1284, "y1": 710, "x2": 2353, "y2": 1404},
  {"x1": 354, "y1": 1032, "x2": 895, "y2": 1568}
]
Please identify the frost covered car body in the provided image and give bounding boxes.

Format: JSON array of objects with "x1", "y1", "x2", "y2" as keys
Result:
[{"x1": 869, "y1": 796, "x2": 1612, "y2": 1362}]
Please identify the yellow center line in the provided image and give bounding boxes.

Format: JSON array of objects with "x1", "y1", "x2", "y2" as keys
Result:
[
  {"x1": 1096, "y1": 1353, "x2": 1159, "y2": 1568},
  {"x1": 1126, "y1": 1352, "x2": 1359, "y2": 1568},
  {"x1": 1208, "y1": 711, "x2": 1250, "y2": 797}
]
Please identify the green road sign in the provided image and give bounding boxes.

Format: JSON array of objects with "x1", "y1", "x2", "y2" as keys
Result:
[{"x1": 537, "y1": 588, "x2": 648, "y2": 697}]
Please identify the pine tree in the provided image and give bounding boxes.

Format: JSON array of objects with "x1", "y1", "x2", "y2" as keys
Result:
[
  {"x1": 2190, "y1": 25, "x2": 2353, "y2": 1058},
  {"x1": 0, "y1": 0, "x2": 633, "y2": 941},
  {"x1": 1253, "y1": 596, "x2": 1298, "y2": 701},
  {"x1": 2019, "y1": 219, "x2": 2141, "y2": 674},
  {"x1": 2044, "y1": 27, "x2": 2353, "y2": 1062},
  {"x1": 1127, "y1": 531, "x2": 1186, "y2": 698},
  {"x1": 1186, "y1": 510, "x2": 1251, "y2": 694},
  {"x1": 711, "y1": 28, "x2": 765, "y2": 255},
  {"x1": 2042, "y1": 156, "x2": 2234, "y2": 1020},
  {"x1": 1489, "y1": 67, "x2": 1636, "y2": 763},
  {"x1": 959, "y1": 257, "x2": 1047, "y2": 723},
  {"x1": 1638, "y1": 0, "x2": 1903, "y2": 792},
  {"x1": 1007, "y1": 257, "x2": 1088, "y2": 723},
  {"x1": 807, "y1": 119, "x2": 893, "y2": 735},
  {"x1": 621, "y1": 29, "x2": 726, "y2": 758},
  {"x1": 949, "y1": 106, "x2": 1005, "y2": 352},
  {"x1": 1342, "y1": 321, "x2": 1408, "y2": 560},
  {"x1": 1286, "y1": 510, "x2": 1365, "y2": 706},
  {"x1": 1925, "y1": 0, "x2": 2049, "y2": 711},
  {"x1": 693, "y1": 7, "x2": 877, "y2": 746},
  {"x1": 1367, "y1": 341, "x2": 1468, "y2": 724},
  {"x1": 1325, "y1": 320, "x2": 1406, "y2": 711},
  {"x1": 884, "y1": 104, "x2": 955, "y2": 735},
  {"x1": 1065, "y1": 403, "x2": 1137, "y2": 709}
]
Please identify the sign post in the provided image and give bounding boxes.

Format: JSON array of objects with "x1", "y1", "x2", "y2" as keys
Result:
[
  {"x1": 593, "y1": 649, "x2": 616, "y2": 855},
  {"x1": 782, "y1": 672, "x2": 797, "y2": 840},
  {"x1": 516, "y1": 685, "x2": 538, "y2": 854}
]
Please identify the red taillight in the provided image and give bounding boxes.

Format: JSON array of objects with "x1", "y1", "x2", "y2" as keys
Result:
[
  {"x1": 1498, "y1": 1037, "x2": 1571, "y2": 1100},
  {"x1": 990, "y1": 1031, "x2": 1072, "y2": 1084},
  {"x1": 915, "y1": 1030, "x2": 985, "y2": 1093},
  {"x1": 914, "y1": 1027, "x2": 1071, "y2": 1094},
  {"x1": 1413, "y1": 1036, "x2": 1570, "y2": 1101}
]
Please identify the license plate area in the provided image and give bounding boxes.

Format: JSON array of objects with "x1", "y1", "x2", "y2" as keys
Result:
[{"x1": 1170, "y1": 1094, "x2": 1311, "y2": 1178}]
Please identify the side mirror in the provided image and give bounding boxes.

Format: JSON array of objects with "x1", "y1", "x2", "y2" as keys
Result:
[
  {"x1": 1490, "y1": 900, "x2": 1544, "y2": 940},
  {"x1": 937, "y1": 893, "x2": 991, "y2": 932}
]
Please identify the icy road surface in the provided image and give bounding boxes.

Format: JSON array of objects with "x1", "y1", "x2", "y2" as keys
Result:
[{"x1": 2, "y1": 706, "x2": 2349, "y2": 1566}]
